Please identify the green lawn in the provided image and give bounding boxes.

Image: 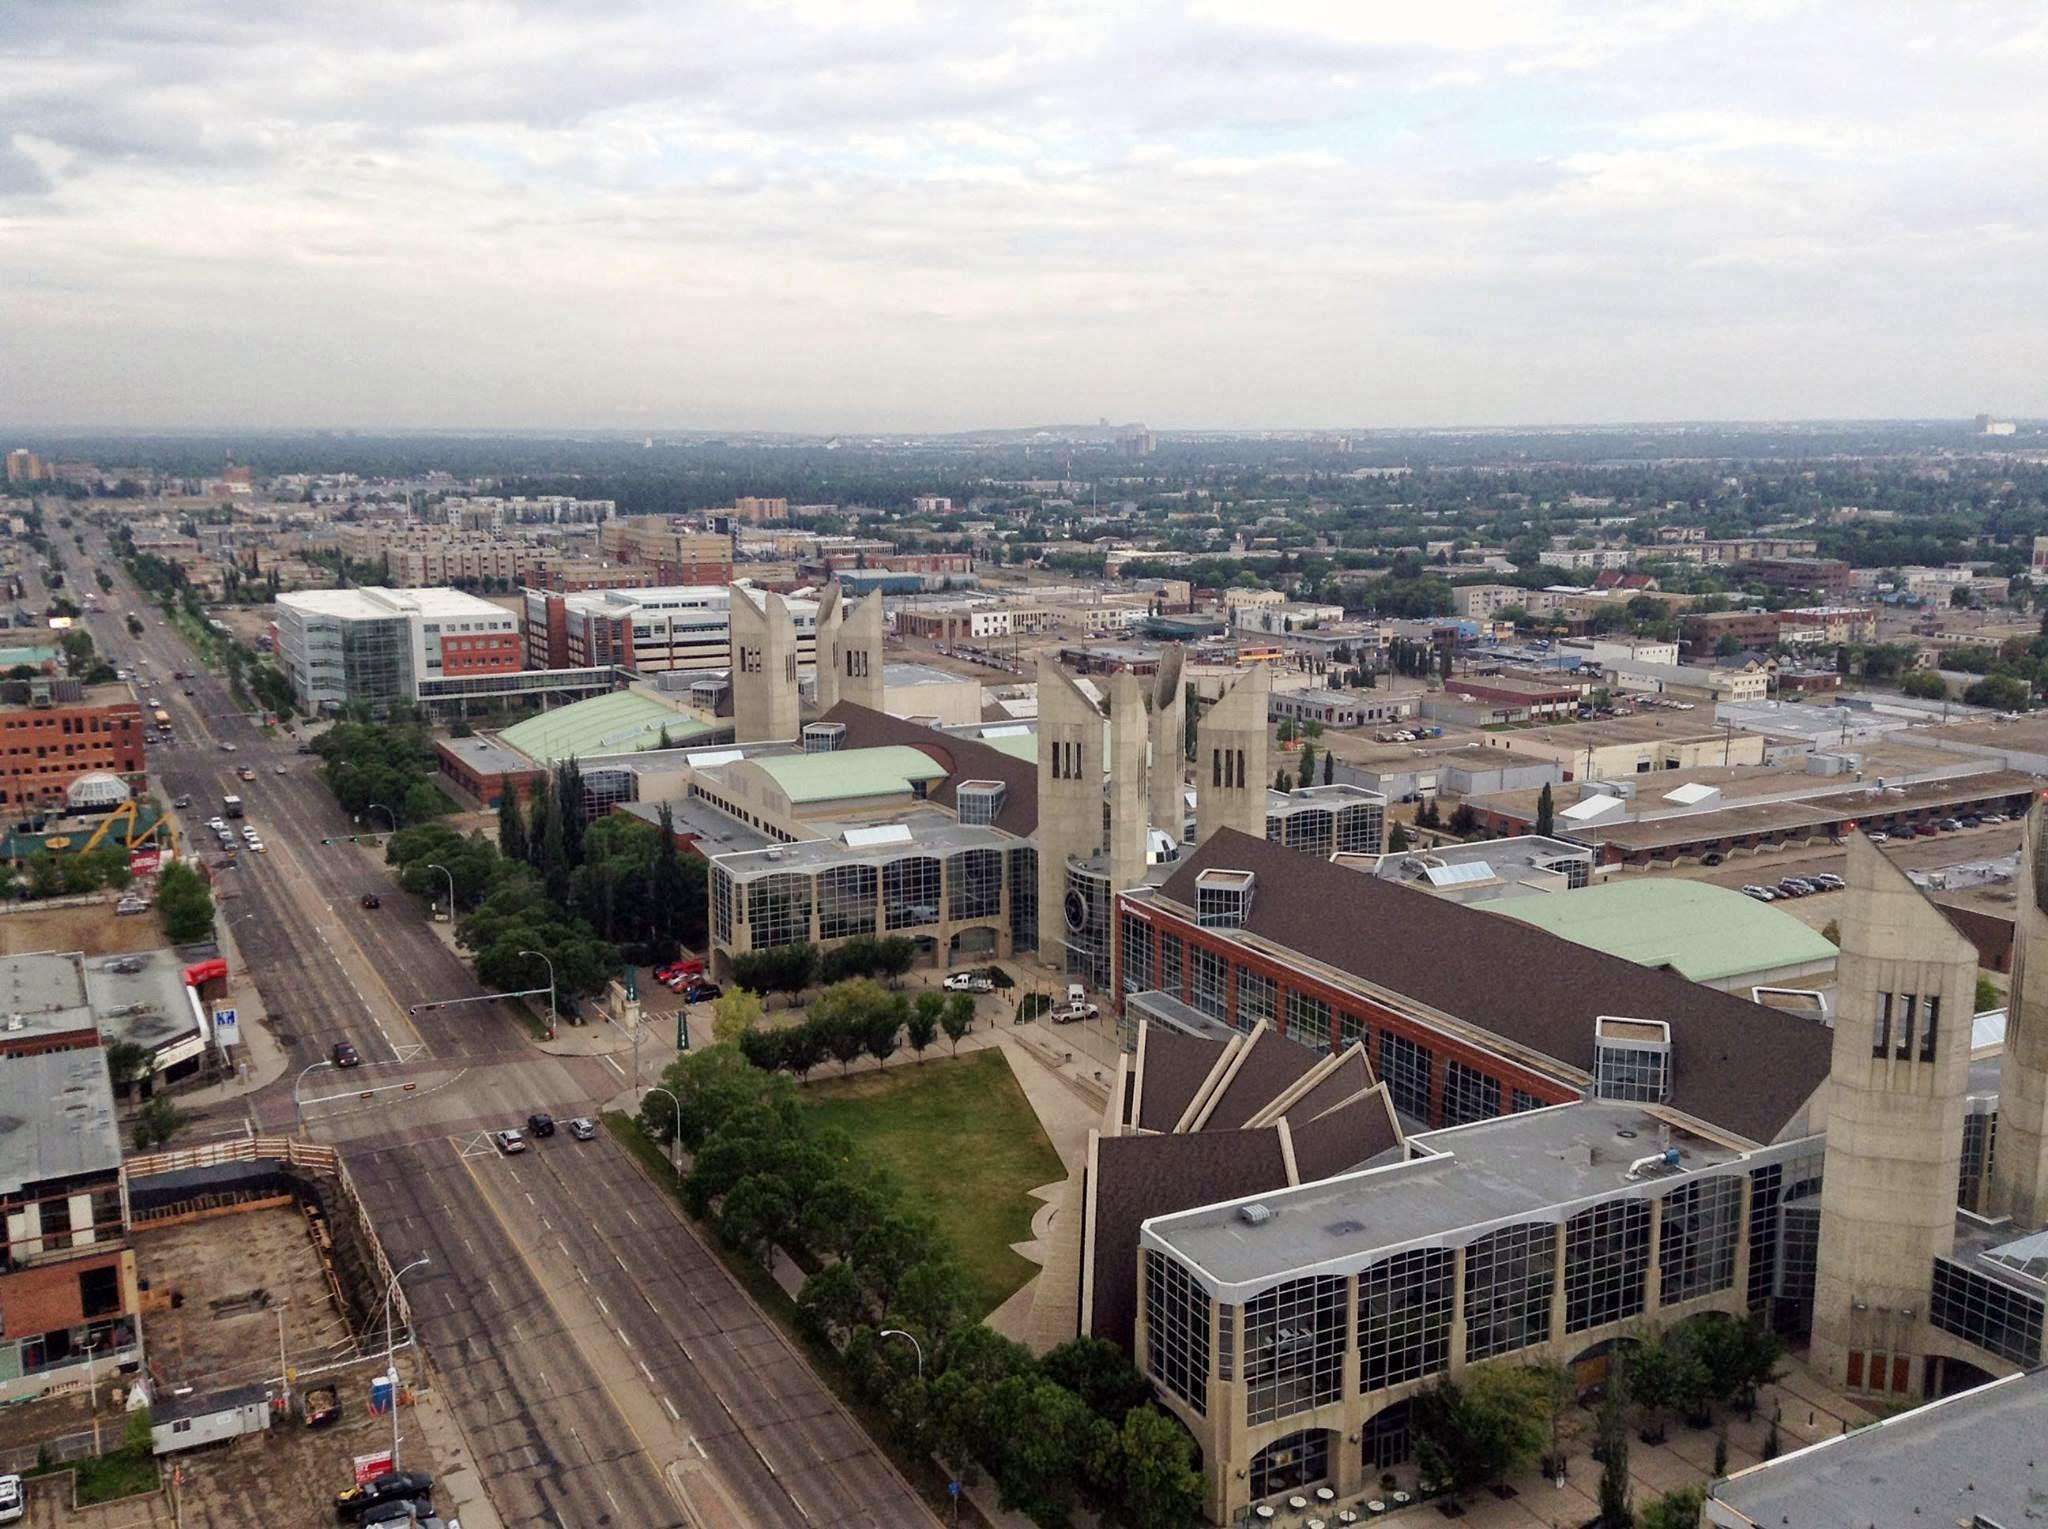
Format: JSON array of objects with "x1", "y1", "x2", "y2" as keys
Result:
[{"x1": 803, "y1": 1048, "x2": 1063, "y2": 1318}]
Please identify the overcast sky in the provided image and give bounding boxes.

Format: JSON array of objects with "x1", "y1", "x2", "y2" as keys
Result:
[{"x1": 3, "y1": 1, "x2": 2043, "y2": 433}]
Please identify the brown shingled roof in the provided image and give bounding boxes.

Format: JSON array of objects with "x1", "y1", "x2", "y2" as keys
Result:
[
  {"x1": 818, "y1": 701, "x2": 1039, "y2": 835},
  {"x1": 1137, "y1": 1029, "x2": 1230, "y2": 1132},
  {"x1": 1280, "y1": 1049, "x2": 1375, "y2": 1127},
  {"x1": 1287, "y1": 1087, "x2": 1403, "y2": 1185},
  {"x1": 1086, "y1": 1129, "x2": 1291, "y2": 1347},
  {"x1": 1198, "y1": 1029, "x2": 1322, "y2": 1132},
  {"x1": 1156, "y1": 830, "x2": 1833, "y2": 1144}
]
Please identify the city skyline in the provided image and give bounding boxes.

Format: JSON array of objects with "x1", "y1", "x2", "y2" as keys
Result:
[{"x1": 3, "y1": 2, "x2": 2045, "y2": 432}]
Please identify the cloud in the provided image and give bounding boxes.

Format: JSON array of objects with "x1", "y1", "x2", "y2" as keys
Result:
[{"x1": 0, "y1": 0, "x2": 2043, "y2": 429}]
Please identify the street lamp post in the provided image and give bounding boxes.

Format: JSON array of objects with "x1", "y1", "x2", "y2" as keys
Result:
[
  {"x1": 519, "y1": 948, "x2": 557, "y2": 1040},
  {"x1": 366, "y1": 802, "x2": 398, "y2": 837},
  {"x1": 83, "y1": 1332, "x2": 104, "y2": 1454},
  {"x1": 382, "y1": 1256, "x2": 429, "y2": 1471},
  {"x1": 645, "y1": 1086, "x2": 682, "y2": 1180},
  {"x1": 293, "y1": 1058, "x2": 334, "y2": 1136},
  {"x1": 425, "y1": 862, "x2": 455, "y2": 923},
  {"x1": 878, "y1": 1327, "x2": 924, "y2": 1380}
]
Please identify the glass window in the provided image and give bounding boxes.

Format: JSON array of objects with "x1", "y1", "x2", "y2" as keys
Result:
[
  {"x1": 1442, "y1": 1061, "x2": 1501, "y2": 1126},
  {"x1": 1464, "y1": 1223, "x2": 1555, "y2": 1362},
  {"x1": 1245, "y1": 1275, "x2": 1346, "y2": 1424},
  {"x1": 1160, "y1": 934, "x2": 1184, "y2": 998},
  {"x1": 1511, "y1": 1089, "x2": 1545, "y2": 1113},
  {"x1": 1746, "y1": 1163, "x2": 1783, "y2": 1310},
  {"x1": 1235, "y1": 967, "x2": 1275, "y2": 1033},
  {"x1": 882, "y1": 855, "x2": 942, "y2": 929},
  {"x1": 1144, "y1": 1251, "x2": 1211, "y2": 1415},
  {"x1": 1007, "y1": 846, "x2": 1037, "y2": 953},
  {"x1": 1359, "y1": 1249, "x2": 1452, "y2": 1391},
  {"x1": 1338, "y1": 1010, "x2": 1369, "y2": 1055},
  {"x1": 1285, "y1": 990, "x2": 1331, "y2": 1051},
  {"x1": 1381, "y1": 1031, "x2": 1434, "y2": 1123},
  {"x1": 747, "y1": 871, "x2": 812, "y2": 948},
  {"x1": 711, "y1": 866, "x2": 736, "y2": 944},
  {"x1": 1249, "y1": 1430, "x2": 1332, "y2": 1501},
  {"x1": 1895, "y1": 994, "x2": 1918, "y2": 1061},
  {"x1": 1658, "y1": 1176, "x2": 1743, "y2": 1307},
  {"x1": 1872, "y1": 990, "x2": 1892, "y2": 1058},
  {"x1": 816, "y1": 863, "x2": 877, "y2": 941},
  {"x1": 1120, "y1": 911, "x2": 1154, "y2": 994},
  {"x1": 946, "y1": 848, "x2": 1002, "y2": 923},
  {"x1": 1930, "y1": 1257, "x2": 2044, "y2": 1369},
  {"x1": 1959, "y1": 1111, "x2": 1995, "y2": 1215},
  {"x1": 1191, "y1": 946, "x2": 1227, "y2": 1019},
  {"x1": 1921, "y1": 995, "x2": 1941, "y2": 1063},
  {"x1": 1564, "y1": 1198, "x2": 1651, "y2": 1333}
]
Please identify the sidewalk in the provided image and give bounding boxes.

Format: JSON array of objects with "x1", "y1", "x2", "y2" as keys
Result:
[{"x1": 168, "y1": 911, "x2": 292, "y2": 1113}]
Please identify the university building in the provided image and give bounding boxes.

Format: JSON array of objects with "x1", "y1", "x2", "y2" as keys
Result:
[{"x1": 1029, "y1": 826, "x2": 2048, "y2": 1522}]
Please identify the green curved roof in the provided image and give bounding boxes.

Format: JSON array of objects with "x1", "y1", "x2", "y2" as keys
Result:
[
  {"x1": 496, "y1": 692, "x2": 707, "y2": 763},
  {"x1": 1476, "y1": 878, "x2": 1838, "y2": 984},
  {"x1": 753, "y1": 745, "x2": 949, "y2": 805}
]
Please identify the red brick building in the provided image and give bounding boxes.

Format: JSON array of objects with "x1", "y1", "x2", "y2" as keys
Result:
[
  {"x1": 0, "y1": 686, "x2": 145, "y2": 809},
  {"x1": 1114, "y1": 828, "x2": 1832, "y2": 1140}
]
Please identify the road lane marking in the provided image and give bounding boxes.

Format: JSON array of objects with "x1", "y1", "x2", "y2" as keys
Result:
[
  {"x1": 665, "y1": 1399, "x2": 681, "y2": 1423},
  {"x1": 603, "y1": 1055, "x2": 626, "y2": 1079}
]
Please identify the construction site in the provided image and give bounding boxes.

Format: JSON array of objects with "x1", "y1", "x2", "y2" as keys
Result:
[{"x1": 1, "y1": 1140, "x2": 468, "y2": 1528}]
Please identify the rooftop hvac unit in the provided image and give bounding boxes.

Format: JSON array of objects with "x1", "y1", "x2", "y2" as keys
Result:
[{"x1": 1238, "y1": 1202, "x2": 1275, "y2": 1226}]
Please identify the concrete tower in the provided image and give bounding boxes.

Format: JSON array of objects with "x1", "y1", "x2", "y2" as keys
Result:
[
  {"x1": 1108, "y1": 670, "x2": 1150, "y2": 895},
  {"x1": 1195, "y1": 663, "x2": 1270, "y2": 846},
  {"x1": 1811, "y1": 835, "x2": 1979, "y2": 1398},
  {"x1": 1147, "y1": 646, "x2": 1187, "y2": 842},
  {"x1": 810, "y1": 582, "x2": 843, "y2": 713},
  {"x1": 1035, "y1": 660, "x2": 1106, "y2": 972},
  {"x1": 837, "y1": 589, "x2": 887, "y2": 713},
  {"x1": 730, "y1": 587, "x2": 799, "y2": 743},
  {"x1": 1992, "y1": 805, "x2": 2048, "y2": 1226}
]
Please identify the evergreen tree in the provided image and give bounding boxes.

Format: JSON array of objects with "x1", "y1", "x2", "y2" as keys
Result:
[
  {"x1": 1274, "y1": 769, "x2": 1290, "y2": 792},
  {"x1": 554, "y1": 757, "x2": 586, "y2": 868},
  {"x1": 1297, "y1": 742, "x2": 1315, "y2": 789},
  {"x1": 1596, "y1": 1357, "x2": 1632, "y2": 1528},
  {"x1": 1322, "y1": 749, "x2": 1335, "y2": 785},
  {"x1": 1534, "y1": 782, "x2": 1555, "y2": 838},
  {"x1": 1388, "y1": 821, "x2": 1410, "y2": 852},
  {"x1": 649, "y1": 803, "x2": 686, "y2": 961},
  {"x1": 498, "y1": 786, "x2": 528, "y2": 863},
  {"x1": 524, "y1": 785, "x2": 553, "y2": 870}
]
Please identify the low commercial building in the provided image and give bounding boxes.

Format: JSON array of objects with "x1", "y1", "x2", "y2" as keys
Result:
[
  {"x1": 1604, "y1": 659, "x2": 1770, "y2": 705},
  {"x1": 1425, "y1": 674, "x2": 1586, "y2": 726},
  {"x1": 1745, "y1": 557, "x2": 1853, "y2": 598},
  {"x1": 0, "y1": 682, "x2": 145, "y2": 809},
  {"x1": 274, "y1": 587, "x2": 521, "y2": 714},
  {"x1": 1268, "y1": 688, "x2": 1375, "y2": 729},
  {"x1": 1466, "y1": 760, "x2": 2038, "y2": 867},
  {"x1": 1470, "y1": 713, "x2": 1767, "y2": 782},
  {"x1": 0, "y1": 1048, "x2": 141, "y2": 1403},
  {"x1": 432, "y1": 689, "x2": 711, "y2": 807},
  {"x1": 1682, "y1": 609, "x2": 1784, "y2": 653}
]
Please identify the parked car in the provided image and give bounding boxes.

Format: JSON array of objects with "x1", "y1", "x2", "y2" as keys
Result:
[
  {"x1": 360, "y1": 894, "x2": 381, "y2": 909},
  {"x1": 0, "y1": 1473, "x2": 23, "y2": 1526},
  {"x1": 493, "y1": 1129, "x2": 527, "y2": 1155},
  {"x1": 568, "y1": 1117, "x2": 597, "y2": 1141},
  {"x1": 332, "y1": 1040, "x2": 361, "y2": 1068},
  {"x1": 1939, "y1": 818, "x2": 1964, "y2": 832},
  {"x1": 335, "y1": 1473, "x2": 436, "y2": 1522},
  {"x1": 526, "y1": 1112, "x2": 556, "y2": 1138},
  {"x1": 1700, "y1": 852, "x2": 1725, "y2": 867},
  {"x1": 172, "y1": 794, "x2": 191, "y2": 809},
  {"x1": 1740, "y1": 885, "x2": 1774, "y2": 902},
  {"x1": 116, "y1": 895, "x2": 151, "y2": 915},
  {"x1": 357, "y1": 1497, "x2": 436, "y2": 1527},
  {"x1": 1049, "y1": 1001, "x2": 1100, "y2": 1024},
  {"x1": 1982, "y1": 813, "x2": 2007, "y2": 824},
  {"x1": 1866, "y1": 830, "x2": 1890, "y2": 844},
  {"x1": 1914, "y1": 823, "x2": 1940, "y2": 837},
  {"x1": 683, "y1": 982, "x2": 723, "y2": 1004},
  {"x1": 943, "y1": 971, "x2": 995, "y2": 993},
  {"x1": 1811, "y1": 873, "x2": 1846, "y2": 891}
]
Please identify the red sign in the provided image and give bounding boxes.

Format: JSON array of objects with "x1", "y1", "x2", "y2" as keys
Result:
[
  {"x1": 351, "y1": 1450, "x2": 394, "y2": 1485},
  {"x1": 129, "y1": 850, "x2": 163, "y2": 876}
]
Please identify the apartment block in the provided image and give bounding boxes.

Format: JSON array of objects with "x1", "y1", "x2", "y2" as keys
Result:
[{"x1": 596, "y1": 518, "x2": 735, "y2": 583}]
